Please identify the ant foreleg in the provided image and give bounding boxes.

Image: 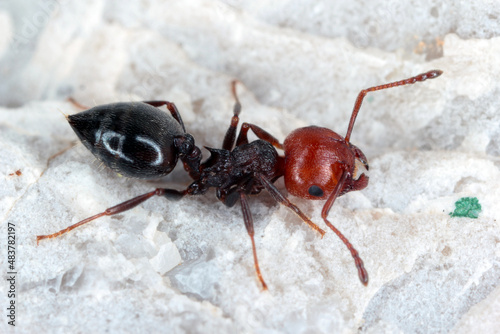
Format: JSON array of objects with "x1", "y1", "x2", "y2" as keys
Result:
[
  {"x1": 36, "y1": 188, "x2": 186, "y2": 245},
  {"x1": 257, "y1": 175, "x2": 325, "y2": 237},
  {"x1": 321, "y1": 169, "x2": 368, "y2": 286},
  {"x1": 236, "y1": 123, "x2": 284, "y2": 150},
  {"x1": 239, "y1": 192, "x2": 268, "y2": 290}
]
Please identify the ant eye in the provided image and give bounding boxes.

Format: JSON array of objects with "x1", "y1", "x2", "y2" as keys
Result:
[{"x1": 308, "y1": 185, "x2": 324, "y2": 197}]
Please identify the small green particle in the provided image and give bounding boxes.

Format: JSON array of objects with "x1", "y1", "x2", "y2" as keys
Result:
[{"x1": 449, "y1": 197, "x2": 482, "y2": 219}]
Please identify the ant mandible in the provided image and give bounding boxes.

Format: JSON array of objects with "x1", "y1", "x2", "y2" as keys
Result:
[{"x1": 37, "y1": 69, "x2": 443, "y2": 290}]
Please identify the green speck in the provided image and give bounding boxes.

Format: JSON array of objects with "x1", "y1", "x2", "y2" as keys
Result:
[{"x1": 449, "y1": 197, "x2": 481, "y2": 219}]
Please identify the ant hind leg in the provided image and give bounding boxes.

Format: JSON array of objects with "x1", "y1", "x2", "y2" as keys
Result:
[
  {"x1": 222, "y1": 80, "x2": 242, "y2": 150},
  {"x1": 222, "y1": 81, "x2": 284, "y2": 150},
  {"x1": 143, "y1": 101, "x2": 186, "y2": 133},
  {"x1": 36, "y1": 188, "x2": 186, "y2": 245}
]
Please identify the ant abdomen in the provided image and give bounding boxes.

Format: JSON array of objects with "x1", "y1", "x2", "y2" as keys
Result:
[{"x1": 68, "y1": 102, "x2": 185, "y2": 179}]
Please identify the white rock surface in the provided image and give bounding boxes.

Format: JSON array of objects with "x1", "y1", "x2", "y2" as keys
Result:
[{"x1": 0, "y1": 1, "x2": 499, "y2": 333}]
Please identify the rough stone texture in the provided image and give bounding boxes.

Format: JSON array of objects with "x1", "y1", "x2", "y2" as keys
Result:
[{"x1": 0, "y1": 1, "x2": 499, "y2": 333}]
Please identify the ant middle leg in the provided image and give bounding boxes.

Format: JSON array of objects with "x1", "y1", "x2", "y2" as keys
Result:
[
  {"x1": 239, "y1": 192, "x2": 268, "y2": 290},
  {"x1": 36, "y1": 188, "x2": 187, "y2": 245},
  {"x1": 235, "y1": 123, "x2": 284, "y2": 150},
  {"x1": 257, "y1": 174, "x2": 325, "y2": 237}
]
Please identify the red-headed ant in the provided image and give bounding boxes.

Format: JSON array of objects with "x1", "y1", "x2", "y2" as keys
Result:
[{"x1": 37, "y1": 70, "x2": 443, "y2": 289}]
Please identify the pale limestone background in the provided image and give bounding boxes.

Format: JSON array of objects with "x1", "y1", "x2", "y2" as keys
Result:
[{"x1": 1, "y1": 1, "x2": 500, "y2": 333}]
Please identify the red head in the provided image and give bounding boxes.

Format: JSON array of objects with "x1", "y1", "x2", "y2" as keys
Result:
[
  {"x1": 281, "y1": 70, "x2": 443, "y2": 204},
  {"x1": 283, "y1": 126, "x2": 369, "y2": 200},
  {"x1": 280, "y1": 69, "x2": 442, "y2": 286}
]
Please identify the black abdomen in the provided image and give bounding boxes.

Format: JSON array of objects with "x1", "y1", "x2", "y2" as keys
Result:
[{"x1": 68, "y1": 102, "x2": 185, "y2": 179}]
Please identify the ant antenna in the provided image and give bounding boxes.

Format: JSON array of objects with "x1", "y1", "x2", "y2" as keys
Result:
[{"x1": 344, "y1": 70, "x2": 443, "y2": 143}]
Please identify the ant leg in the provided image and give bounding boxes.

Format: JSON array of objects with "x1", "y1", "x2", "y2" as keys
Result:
[
  {"x1": 143, "y1": 101, "x2": 186, "y2": 133},
  {"x1": 36, "y1": 188, "x2": 186, "y2": 245},
  {"x1": 67, "y1": 97, "x2": 89, "y2": 110},
  {"x1": 239, "y1": 192, "x2": 268, "y2": 290},
  {"x1": 40, "y1": 142, "x2": 78, "y2": 177},
  {"x1": 236, "y1": 123, "x2": 284, "y2": 150},
  {"x1": 222, "y1": 80, "x2": 242, "y2": 150},
  {"x1": 257, "y1": 174, "x2": 325, "y2": 237},
  {"x1": 321, "y1": 169, "x2": 369, "y2": 286},
  {"x1": 222, "y1": 80, "x2": 283, "y2": 150}
]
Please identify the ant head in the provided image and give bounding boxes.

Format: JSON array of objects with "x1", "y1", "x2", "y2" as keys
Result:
[
  {"x1": 282, "y1": 70, "x2": 443, "y2": 201},
  {"x1": 283, "y1": 126, "x2": 369, "y2": 200}
]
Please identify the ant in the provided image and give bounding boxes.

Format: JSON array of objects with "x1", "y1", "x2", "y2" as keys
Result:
[{"x1": 37, "y1": 69, "x2": 442, "y2": 290}]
